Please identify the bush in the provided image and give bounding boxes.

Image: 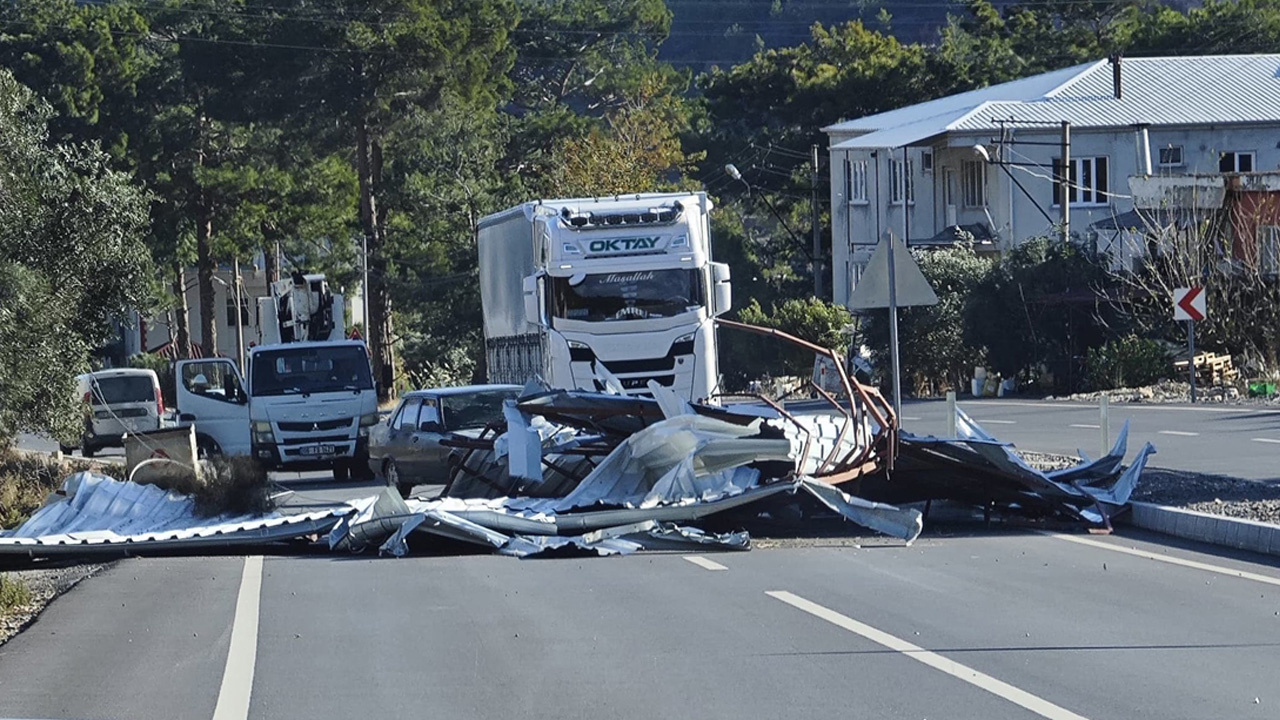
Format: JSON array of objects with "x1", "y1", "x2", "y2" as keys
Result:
[
  {"x1": 0, "y1": 448, "x2": 116, "y2": 529},
  {"x1": 0, "y1": 575, "x2": 30, "y2": 612},
  {"x1": 859, "y1": 247, "x2": 990, "y2": 396},
  {"x1": 1086, "y1": 336, "x2": 1173, "y2": 390},
  {"x1": 723, "y1": 297, "x2": 852, "y2": 390}
]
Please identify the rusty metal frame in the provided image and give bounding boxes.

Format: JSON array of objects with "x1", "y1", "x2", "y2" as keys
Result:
[{"x1": 714, "y1": 318, "x2": 897, "y2": 475}]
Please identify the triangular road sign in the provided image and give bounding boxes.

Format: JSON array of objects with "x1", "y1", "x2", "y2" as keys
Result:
[{"x1": 847, "y1": 233, "x2": 939, "y2": 310}]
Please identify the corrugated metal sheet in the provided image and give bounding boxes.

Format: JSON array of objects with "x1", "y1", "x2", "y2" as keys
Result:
[{"x1": 0, "y1": 473, "x2": 346, "y2": 555}]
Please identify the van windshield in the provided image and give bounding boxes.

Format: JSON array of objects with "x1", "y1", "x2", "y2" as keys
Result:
[
  {"x1": 251, "y1": 346, "x2": 374, "y2": 397},
  {"x1": 91, "y1": 376, "x2": 154, "y2": 405}
]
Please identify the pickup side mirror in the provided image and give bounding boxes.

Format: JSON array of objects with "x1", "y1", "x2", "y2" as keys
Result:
[
  {"x1": 419, "y1": 421, "x2": 444, "y2": 433},
  {"x1": 710, "y1": 262, "x2": 732, "y2": 316}
]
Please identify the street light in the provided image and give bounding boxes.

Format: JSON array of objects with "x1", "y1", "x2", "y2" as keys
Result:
[{"x1": 724, "y1": 163, "x2": 814, "y2": 263}]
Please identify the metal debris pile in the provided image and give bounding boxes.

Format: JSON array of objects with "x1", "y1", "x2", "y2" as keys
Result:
[{"x1": 0, "y1": 323, "x2": 1155, "y2": 561}]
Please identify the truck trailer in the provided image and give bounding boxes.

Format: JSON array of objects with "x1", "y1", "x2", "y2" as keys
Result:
[{"x1": 477, "y1": 192, "x2": 731, "y2": 402}]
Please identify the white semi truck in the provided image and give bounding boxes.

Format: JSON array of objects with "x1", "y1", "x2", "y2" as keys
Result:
[
  {"x1": 173, "y1": 273, "x2": 379, "y2": 480},
  {"x1": 477, "y1": 192, "x2": 732, "y2": 401}
]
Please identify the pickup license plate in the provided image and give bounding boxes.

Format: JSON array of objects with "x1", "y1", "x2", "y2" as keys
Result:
[{"x1": 300, "y1": 445, "x2": 336, "y2": 457}]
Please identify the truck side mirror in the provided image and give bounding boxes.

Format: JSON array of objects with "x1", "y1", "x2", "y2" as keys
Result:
[
  {"x1": 711, "y1": 262, "x2": 732, "y2": 316},
  {"x1": 522, "y1": 274, "x2": 540, "y2": 325}
]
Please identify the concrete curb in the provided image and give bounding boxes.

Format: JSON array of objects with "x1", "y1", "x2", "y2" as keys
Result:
[{"x1": 1122, "y1": 501, "x2": 1280, "y2": 557}]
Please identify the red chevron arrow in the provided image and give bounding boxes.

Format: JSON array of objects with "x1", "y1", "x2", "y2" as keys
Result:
[{"x1": 1176, "y1": 287, "x2": 1204, "y2": 321}]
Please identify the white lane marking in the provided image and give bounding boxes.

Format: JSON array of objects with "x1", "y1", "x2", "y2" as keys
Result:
[
  {"x1": 1047, "y1": 534, "x2": 1280, "y2": 588},
  {"x1": 1252, "y1": 438, "x2": 1280, "y2": 445},
  {"x1": 683, "y1": 555, "x2": 728, "y2": 571},
  {"x1": 212, "y1": 556, "x2": 264, "y2": 720},
  {"x1": 1158, "y1": 430, "x2": 1199, "y2": 437},
  {"x1": 767, "y1": 591, "x2": 1090, "y2": 720},
  {"x1": 900, "y1": 416, "x2": 922, "y2": 421},
  {"x1": 1069, "y1": 424, "x2": 1100, "y2": 429},
  {"x1": 974, "y1": 419, "x2": 1016, "y2": 425}
]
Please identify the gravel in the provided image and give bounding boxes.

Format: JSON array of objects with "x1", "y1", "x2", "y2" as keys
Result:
[
  {"x1": 1052, "y1": 379, "x2": 1280, "y2": 405},
  {"x1": 1019, "y1": 450, "x2": 1280, "y2": 526},
  {"x1": 0, "y1": 562, "x2": 110, "y2": 646}
]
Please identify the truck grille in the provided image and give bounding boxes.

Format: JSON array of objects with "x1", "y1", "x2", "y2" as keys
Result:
[
  {"x1": 278, "y1": 434, "x2": 350, "y2": 446},
  {"x1": 277, "y1": 418, "x2": 351, "y2": 432}
]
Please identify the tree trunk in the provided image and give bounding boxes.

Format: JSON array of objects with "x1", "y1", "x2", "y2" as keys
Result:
[
  {"x1": 196, "y1": 187, "x2": 217, "y2": 359},
  {"x1": 173, "y1": 264, "x2": 192, "y2": 360},
  {"x1": 357, "y1": 120, "x2": 395, "y2": 402}
]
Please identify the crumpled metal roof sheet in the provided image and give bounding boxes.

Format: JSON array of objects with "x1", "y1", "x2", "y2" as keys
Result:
[{"x1": 0, "y1": 473, "x2": 346, "y2": 555}]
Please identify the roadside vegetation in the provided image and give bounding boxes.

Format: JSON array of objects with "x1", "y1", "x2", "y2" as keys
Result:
[
  {"x1": 0, "y1": 448, "x2": 116, "y2": 530},
  {"x1": 5, "y1": 0, "x2": 1280, "y2": 443}
]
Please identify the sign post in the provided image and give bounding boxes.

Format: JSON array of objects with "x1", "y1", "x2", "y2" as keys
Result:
[
  {"x1": 1173, "y1": 286, "x2": 1206, "y2": 403},
  {"x1": 848, "y1": 232, "x2": 939, "y2": 419}
]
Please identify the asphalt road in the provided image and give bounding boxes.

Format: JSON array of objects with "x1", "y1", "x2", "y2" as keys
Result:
[
  {"x1": 3, "y1": 528, "x2": 1280, "y2": 719},
  {"x1": 895, "y1": 398, "x2": 1280, "y2": 482},
  {"x1": 21, "y1": 397, "x2": 1280, "y2": 485}
]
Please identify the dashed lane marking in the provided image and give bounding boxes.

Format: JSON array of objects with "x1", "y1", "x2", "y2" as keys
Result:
[
  {"x1": 974, "y1": 419, "x2": 1016, "y2": 425},
  {"x1": 1158, "y1": 430, "x2": 1199, "y2": 437},
  {"x1": 683, "y1": 555, "x2": 729, "y2": 571},
  {"x1": 1069, "y1": 424, "x2": 1100, "y2": 429},
  {"x1": 766, "y1": 591, "x2": 1091, "y2": 720},
  {"x1": 1251, "y1": 438, "x2": 1280, "y2": 445}
]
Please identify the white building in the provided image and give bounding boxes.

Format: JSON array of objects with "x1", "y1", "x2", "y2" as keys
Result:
[{"x1": 824, "y1": 54, "x2": 1280, "y2": 307}]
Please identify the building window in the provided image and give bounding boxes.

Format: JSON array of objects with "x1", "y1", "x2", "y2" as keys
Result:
[
  {"x1": 1053, "y1": 156, "x2": 1109, "y2": 206},
  {"x1": 845, "y1": 158, "x2": 867, "y2": 203},
  {"x1": 225, "y1": 293, "x2": 250, "y2": 327},
  {"x1": 1220, "y1": 151, "x2": 1255, "y2": 173},
  {"x1": 1260, "y1": 226, "x2": 1280, "y2": 276},
  {"x1": 890, "y1": 158, "x2": 914, "y2": 205},
  {"x1": 961, "y1": 160, "x2": 986, "y2": 208},
  {"x1": 921, "y1": 151, "x2": 934, "y2": 172},
  {"x1": 1158, "y1": 146, "x2": 1183, "y2": 168}
]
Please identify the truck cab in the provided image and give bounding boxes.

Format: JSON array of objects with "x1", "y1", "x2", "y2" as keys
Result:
[
  {"x1": 175, "y1": 342, "x2": 379, "y2": 480},
  {"x1": 479, "y1": 193, "x2": 732, "y2": 403}
]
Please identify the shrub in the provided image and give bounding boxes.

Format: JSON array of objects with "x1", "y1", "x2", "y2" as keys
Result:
[
  {"x1": 0, "y1": 575, "x2": 31, "y2": 612},
  {"x1": 859, "y1": 246, "x2": 991, "y2": 396},
  {"x1": 1086, "y1": 335, "x2": 1173, "y2": 390}
]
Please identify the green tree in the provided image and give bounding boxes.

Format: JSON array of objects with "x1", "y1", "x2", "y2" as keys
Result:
[
  {"x1": 256, "y1": 0, "x2": 518, "y2": 399},
  {"x1": 727, "y1": 297, "x2": 851, "y2": 388},
  {"x1": 0, "y1": 71, "x2": 153, "y2": 443}
]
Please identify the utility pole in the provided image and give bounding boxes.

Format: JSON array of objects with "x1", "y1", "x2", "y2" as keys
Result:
[
  {"x1": 811, "y1": 144, "x2": 822, "y2": 299},
  {"x1": 1060, "y1": 120, "x2": 1071, "y2": 243},
  {"x1": 233, "y1": 257, "x2": 245, "y2": 373},
  {"x1": 361, "y1": 234, "x2": 370, "y2": 337}
]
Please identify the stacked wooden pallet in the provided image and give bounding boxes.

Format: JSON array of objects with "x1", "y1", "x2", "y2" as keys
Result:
[{"x1": 1172, "y1": 352, "x2": 1238, "y2": 385}]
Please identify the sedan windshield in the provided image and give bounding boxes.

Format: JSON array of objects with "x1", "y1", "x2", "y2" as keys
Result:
[
  {"x1": 441, "y1": 390, "x2": 518, "y2": 431},
  {"x1": 551, "y1": 269, "x2": 702, "y2": 323},
  {"x1": 251, "y1": 346, "x2": 374, "y2": 397}
]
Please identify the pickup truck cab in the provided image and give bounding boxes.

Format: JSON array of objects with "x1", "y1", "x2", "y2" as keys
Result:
[{"x1": 175, "y1": 340, "x2": 379, "y2": 480}]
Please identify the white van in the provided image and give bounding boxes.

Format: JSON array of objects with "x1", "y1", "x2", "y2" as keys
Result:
[{"x1": 67, "y1": 368, "x2": 165, "y2": 456}]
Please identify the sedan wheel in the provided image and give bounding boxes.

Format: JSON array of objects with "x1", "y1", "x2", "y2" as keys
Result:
[{"x1": 385, "y1": 459, "x2": 412, "y2": 499}]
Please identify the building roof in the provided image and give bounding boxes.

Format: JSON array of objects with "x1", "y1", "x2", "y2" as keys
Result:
[{"x1": 828, "y1": 55, "x2": 1280, "y2": 150}]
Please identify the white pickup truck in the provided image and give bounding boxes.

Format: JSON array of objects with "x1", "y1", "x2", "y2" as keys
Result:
[{"x1": 175, "y1": 341, "x2": 380, "y2": 480}]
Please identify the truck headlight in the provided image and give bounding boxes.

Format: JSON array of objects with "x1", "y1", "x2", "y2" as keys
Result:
[
  {"x1": 675, "y1": 333, "x2": 695, "y2": 344},
  {"x1": 359, "y1": 412, "x2": 380, "y2": 427},
  {"x1": 567, "y1": 340, "x2": 589, "y2": 350},
  {"x1": 252, "y1": 421, "x2": 275, "y2": 444},
  {"x1": 252, "y1": 421, "x2": 272, "y2": 433}
]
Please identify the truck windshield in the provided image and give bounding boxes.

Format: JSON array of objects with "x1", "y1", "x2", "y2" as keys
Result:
[
  {"x1": 251, "y1": 346, "x2": 374, "y2": 397},
  {"x1": 551, "y1": 269, "x2": 702, "y2": 323}
]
